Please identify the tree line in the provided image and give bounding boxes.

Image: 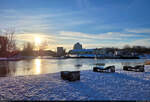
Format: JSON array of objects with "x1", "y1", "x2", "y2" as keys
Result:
[{"x1": 119, "y1": 45, "x2": 150, "y2": 54}]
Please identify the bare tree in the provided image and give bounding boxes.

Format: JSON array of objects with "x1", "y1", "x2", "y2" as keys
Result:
[{"x1": 0, "y1": 29, "x2": 16, "y2": 57}]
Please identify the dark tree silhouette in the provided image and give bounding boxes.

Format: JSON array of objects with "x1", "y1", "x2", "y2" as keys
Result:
[
  {"x1": 21, "y1": 42, "x2": 35, "y2": 56},
  {"x1": 0, "y1": 29, "x2": 16, "y2": 57}
]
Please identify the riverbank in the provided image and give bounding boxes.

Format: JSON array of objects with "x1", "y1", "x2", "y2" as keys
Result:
[
  {"x1": 0, "y1": 68, "x2": 150, "y2": 101},
  {"x1": 67, "y1": 56, "x2": 140, "y2": 59},
  {"x1": 1, "y1": 55, "x2": 150, "y2": 61}
]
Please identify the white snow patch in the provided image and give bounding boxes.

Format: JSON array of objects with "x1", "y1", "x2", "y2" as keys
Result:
[{"x1": 0, "y1": 70, "x2": 150, "y2": 100}]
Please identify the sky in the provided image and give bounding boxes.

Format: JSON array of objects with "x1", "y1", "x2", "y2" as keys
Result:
[{"x1": 0, "y1": 0, "x2": 150, "y2": 51}]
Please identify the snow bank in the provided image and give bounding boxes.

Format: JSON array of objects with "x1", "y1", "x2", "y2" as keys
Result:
[{"x1": 0, "y1": 69, "x2": 150, "y2": 101}]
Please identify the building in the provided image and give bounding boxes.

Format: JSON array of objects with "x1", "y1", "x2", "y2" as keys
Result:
[
  {"x1": 68, "y1": 43, "x2": 117, "y2": 58},
  {"x1": 57, "y1": 47, "x2": 65, "y2": 57},
  {"x1": 69, "y1": 49, "x2": 94, "y2": 55},
  {"x1": 68, "y1": 47, "x2": 116, "y2": 58},
  {"x1": 73, "y1": 42, "x2": 82, "y2": 50}
]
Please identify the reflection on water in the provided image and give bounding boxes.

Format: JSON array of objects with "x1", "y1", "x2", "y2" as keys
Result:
[
  {"x1": 0, "y1": 62, "x2": 9, "y2": 77},
  {"x1": 0, "y1": 61, "x2": 17, "y2": 77},
  {"x1": 0, "y1": 58, "x2": 149, "y2": 77},
  {"x1": 34, "y1": 59, "x2": 41, "y2": 75}
]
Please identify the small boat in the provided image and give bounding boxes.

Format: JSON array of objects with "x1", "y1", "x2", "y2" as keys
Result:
[
  {"x1": 93, "y1": 55, "x2": 115, "y2": 72},
  {"x1": 123, "y1": 65, "x2": 144, "y2": 72},
  {"x1": 93, "y1": 65, "x2": 115, "y2": 73}
]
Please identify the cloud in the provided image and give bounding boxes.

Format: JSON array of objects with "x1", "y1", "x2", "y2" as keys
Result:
[
  {"x1": 126, "y1": 28, "x2": 150, "y2": 33},
  {"x1": 84, "y1": 38, "x2": 150, "y2": 49},
  {"x1": 55, "y1": 31, "x2": 148, "y2": 50},
  {"x1": 15, "y1": 33, "x2": 56, "y2": 43},
  {"x1": 0, "y1": 8, "x2": 93, "y2": 34},
  {"x1": 59, "y1": 31, "x2": 143, "y2": 40},
  {"x1": 130, "y1": 38, "x2": 150, "y2": 47}
]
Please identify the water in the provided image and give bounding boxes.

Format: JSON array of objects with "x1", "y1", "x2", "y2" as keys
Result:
[{"x1": 0, "y1": 58, "x2": 148, "y2": 77}]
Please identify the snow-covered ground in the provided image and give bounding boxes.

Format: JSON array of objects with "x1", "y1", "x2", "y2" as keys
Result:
[{"x1": 0, "y1": 66, "x2": 150, "y2": 101}]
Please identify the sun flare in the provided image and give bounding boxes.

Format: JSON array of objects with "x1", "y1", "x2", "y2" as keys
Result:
[{"x1": 34, "y1": 37, "x2": 41, "y2": 46}]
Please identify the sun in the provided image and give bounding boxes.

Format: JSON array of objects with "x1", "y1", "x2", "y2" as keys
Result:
[{"x1": 34, "y1": 37, "x2": 41, "y2": 46}]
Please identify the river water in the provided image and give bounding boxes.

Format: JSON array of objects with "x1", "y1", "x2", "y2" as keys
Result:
[{"x1": 0, "y1": 58, "x2": 148, "y2": 77}]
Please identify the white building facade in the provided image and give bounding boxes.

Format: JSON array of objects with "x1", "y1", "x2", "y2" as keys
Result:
[{"x1": 73, "y1": 42, "x2": 82, "y2": 50}]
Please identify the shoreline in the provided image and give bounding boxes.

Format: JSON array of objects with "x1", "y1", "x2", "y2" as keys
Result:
[
  {"x1": 67, "y1": 56, "x2": 140, "y2": 59},
  {"x1": 0, "y1": 56, "x2": 144, "y2": 61}
]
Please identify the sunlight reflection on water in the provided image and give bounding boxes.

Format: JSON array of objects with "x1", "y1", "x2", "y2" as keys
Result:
[
  {"x1": 0, "y1": 58, "x2": 149, "y2": 76},
  {"x1": 34, "y1": 59, "x2": 41, "y2": 75}
]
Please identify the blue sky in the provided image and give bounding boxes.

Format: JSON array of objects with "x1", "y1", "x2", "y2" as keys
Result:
[{"x1": 0, "y1": 0, "x2": 150, "y2": 50}]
